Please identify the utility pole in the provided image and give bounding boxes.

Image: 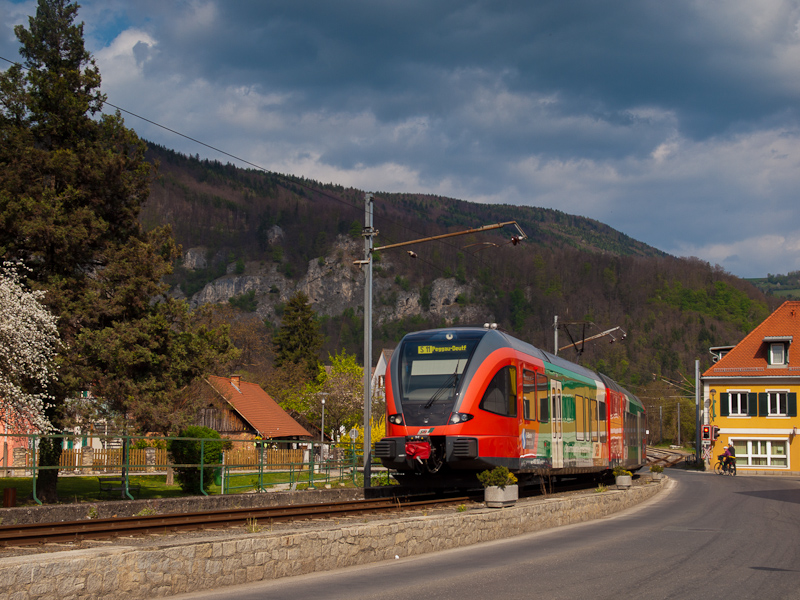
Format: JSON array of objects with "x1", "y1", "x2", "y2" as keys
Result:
[
  {"x1": 695, "y1": 359, "x2": 700, "y2": 463},
  {"x1": 362, "y1": 193, "x2": 375, "y2": 486}
]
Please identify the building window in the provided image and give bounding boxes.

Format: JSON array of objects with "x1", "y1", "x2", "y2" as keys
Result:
[
  {"x1": 735, "y1": 439, "x2": 788, "y2": 468},
  {"x1": 770, "y1": 343, "x2": 786, "y2": 365},
  {"x1": 767, "y1": 391, "x2": 788, "y2": 416},
  {"x1": 728, "y1": 391, "x2": 749, "y2": 416}
]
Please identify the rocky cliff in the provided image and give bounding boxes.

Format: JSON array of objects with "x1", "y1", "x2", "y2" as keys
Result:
[{"x1": 184, "y1": 235, "x2": 491, "y2": 327}]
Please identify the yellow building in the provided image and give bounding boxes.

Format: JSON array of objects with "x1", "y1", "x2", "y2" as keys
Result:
[{"x1": 703, "y1": 301, "x2": 800, "y2": 474}]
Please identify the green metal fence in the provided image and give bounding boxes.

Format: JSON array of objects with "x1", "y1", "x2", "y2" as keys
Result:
[{"x1": 0, "y1": 433, "x2": 374, "y2": 505}]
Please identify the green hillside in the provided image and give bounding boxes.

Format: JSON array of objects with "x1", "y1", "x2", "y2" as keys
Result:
[
  {"x1": 141, "y1": 144, "x2": 776, "y2": 413},
  {"x1": 747, "y1": 272, "x2": 800, "y2": 300}
]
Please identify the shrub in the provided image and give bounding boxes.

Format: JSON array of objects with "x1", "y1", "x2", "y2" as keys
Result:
[
  {"x1": 476, "y1": 466, "x2": 518, "y2": 489},
  {"x1": 612, "y1": 465, "x2": 632, "y2": 478},
  {"x1": 168, "y1": 426, "x2": 225, "y2": 494},
  {"x1": 131, "y1": 437, "x2": 167, "y2": 450},
  {"x1": 649, "y1": 464, "x2": 664, "y2": 473}
]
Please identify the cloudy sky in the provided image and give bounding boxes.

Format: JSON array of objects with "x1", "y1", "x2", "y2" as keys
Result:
[{"x1": 3, "y1": 1, "x2": 800, "y2": 278}]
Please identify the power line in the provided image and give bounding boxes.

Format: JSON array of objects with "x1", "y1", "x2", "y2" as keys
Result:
[{"x1": 0, "y1": 53, "x2": 520, "y2": 283}]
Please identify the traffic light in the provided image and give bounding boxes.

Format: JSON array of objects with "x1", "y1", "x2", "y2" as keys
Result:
[
  {"x1": 711, "y1": 426, "x2": 721, "y2": 441},
  {"x1": 702, "y1": 425, "x2": 711, "y2": 441}
]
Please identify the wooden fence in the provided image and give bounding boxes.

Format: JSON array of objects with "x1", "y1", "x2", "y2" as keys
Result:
[
  {"x1": 57, "y1": 448, "x2": 170, "y2": 473},
  {"x1": 13, "y1": 448, "x2": 307, "y2": 474},
  {"x1": 9, "y1": 447, "x2": 307, "y2": 474},
  {"x1": 224, "y1": 448, "x2": 305, "y2": 471}
]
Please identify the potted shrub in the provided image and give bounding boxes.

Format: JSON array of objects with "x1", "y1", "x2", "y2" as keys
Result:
[
  {"x1": 612, "y1": 465, "x2": 633, "y2": 489},
  {"x1": 477, "y1": 466, "x2": 519, "y2": 508},
  {"x1": 649, "y1": 464, "x2": 664, "y2": 480}
]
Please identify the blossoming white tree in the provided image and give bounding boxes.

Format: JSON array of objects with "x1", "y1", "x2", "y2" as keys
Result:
[{"x1": 0, "y1": 262, "x2": 60, "y2": 433}]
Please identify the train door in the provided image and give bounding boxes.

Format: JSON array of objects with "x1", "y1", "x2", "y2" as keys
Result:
[
  {"x1": 520, "y1": 367, "x2": 539, "y2": 463},
  {"x1": 551, "y1": 380, "x2": 563, "y2": 468}
]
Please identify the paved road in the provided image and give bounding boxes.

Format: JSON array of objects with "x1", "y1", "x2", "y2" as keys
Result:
[{"x1": 177, "y1": 470, "x2": 800, "y2": 600}]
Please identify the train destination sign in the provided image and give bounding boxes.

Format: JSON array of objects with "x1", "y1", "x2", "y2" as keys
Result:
[{"x1": 417, "y1": 344, "x2": 468, "y2": 354}]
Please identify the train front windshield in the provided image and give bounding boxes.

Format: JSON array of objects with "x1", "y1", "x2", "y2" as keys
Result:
[{"x1": 396, "y1": 330, "x2": 484, "y2": 426}]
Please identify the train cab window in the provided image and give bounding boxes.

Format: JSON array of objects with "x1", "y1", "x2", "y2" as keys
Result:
[
  {"x1": 480, "y1": 366, "x2": 517, "y2": 417},
  {"x1": 522, "y1": 369, "x2": 538, "y2": 421},
  {"x1": 538, "y1": 375, "x2": 550, "y2": 422}
]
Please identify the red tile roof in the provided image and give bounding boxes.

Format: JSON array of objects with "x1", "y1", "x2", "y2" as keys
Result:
[
  {"x1": 704, "y1": 301, "x2": 800, "y2": 378},
  {"x1": 205, "y1": 375, "x2": 312, "y2": 439}
]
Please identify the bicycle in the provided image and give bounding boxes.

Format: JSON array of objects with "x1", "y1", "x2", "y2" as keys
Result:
[{"x1": 714, "y1": 454, "x2": 736, "y2": 476}]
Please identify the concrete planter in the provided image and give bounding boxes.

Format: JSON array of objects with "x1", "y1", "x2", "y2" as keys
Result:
[
  {"x1": 615, "y1": 475, "x2": 632, "y2": 489},
  {"x1": 650, "y1": 472, "x2": 663, "y2": 481},
  {"x1": 484, "y1": 484, "x2": 518, "y2": 508}
]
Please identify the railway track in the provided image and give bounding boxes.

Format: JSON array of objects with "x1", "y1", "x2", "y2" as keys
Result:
[
  {"x1": 0, "y1": 470, "x2": 649, "y2": 550},
  {"x1": 646, "y1": 446, "x2": 689, "y2": 467},
  {"x1": 0, "y1": 496, "x2": 471, "y2": 548}
]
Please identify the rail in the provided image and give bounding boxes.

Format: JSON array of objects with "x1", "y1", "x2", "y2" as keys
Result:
[{"x1": 0, "y1": 496, "x2": 471, "y2": 547}]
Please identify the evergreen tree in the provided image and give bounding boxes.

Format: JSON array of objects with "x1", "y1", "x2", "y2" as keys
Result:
[
  {"x1": 0, "y1": 0, "x2": 235, "y2": 501},
  {"x1": 272, "y1": 291, "x2": 323, "y2": 378}
]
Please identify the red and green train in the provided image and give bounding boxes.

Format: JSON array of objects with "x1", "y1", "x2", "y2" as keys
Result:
[{"x1": 375, "y1": 325, "x2": 646, "y2": 486}]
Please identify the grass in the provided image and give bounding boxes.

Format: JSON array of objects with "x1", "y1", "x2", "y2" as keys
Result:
[{"x1": 1, "y1": 474, "x2": 187, "y2": 504}]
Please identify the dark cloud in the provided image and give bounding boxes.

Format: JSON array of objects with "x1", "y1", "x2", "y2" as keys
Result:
[
  {"x1": 4, "y1": 0, "x2": 800, "y2": 277},
  {"x1": 125, "y1": 1, "x2": 800, "y2": 138}
]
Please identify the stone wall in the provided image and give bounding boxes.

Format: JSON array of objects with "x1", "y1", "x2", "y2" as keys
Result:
[{"x1": 0, "y1": 480, "x2": 665, "y2": 600}]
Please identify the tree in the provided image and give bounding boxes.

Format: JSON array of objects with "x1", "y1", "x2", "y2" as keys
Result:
[
  {"x1": 167, "y1": 425, "x2": 225, "y2": 494},
  {"x1": 0, "y1": 0, "x2": 234, "y2": 501},
  {"x1": 78, "y1": 299, "x2": 238, "y2": 435},
  {"x1": 198, "y1": 304, "x2": 273, "y2": 387},
  {"x1": 272, "y1": 291, "x2": 323, "y2": 378},
  {"x1": 304, "y1": 350, "x2": 363, "y2": 440},
  {"x1": 0, "y1": 262, "x2": 60, "y2": 433}
]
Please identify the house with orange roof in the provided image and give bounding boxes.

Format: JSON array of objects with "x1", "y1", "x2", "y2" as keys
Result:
[
  {"x1": 703, "y1": 301, "x2": 800, "y2": 474},
  {"x1": 200, "y1": 375, "x2": 312, "y2": 445}
]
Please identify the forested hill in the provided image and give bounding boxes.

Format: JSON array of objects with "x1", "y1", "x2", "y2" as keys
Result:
[{"x1": 140, "y1": 142, "x2": 776, "y2": 400}]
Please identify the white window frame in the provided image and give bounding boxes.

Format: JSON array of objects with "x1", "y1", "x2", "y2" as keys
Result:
[
  {"x1": 728, "y1": 391, "x2": 749, "y2": 416},
  {"x1": 734, "y1": 438, "x2": 789, "y2": 469},
  {"x1": 767, "y1": 390, "x2": 789, "y2": 417},
  {"x1": 770, "y1": 343, "x2": 786, "y2": 365}
]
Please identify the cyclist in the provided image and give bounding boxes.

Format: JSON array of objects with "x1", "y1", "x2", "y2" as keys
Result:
[{"x1": 722, "y1": 442, "x2": 735, "y2": 471}]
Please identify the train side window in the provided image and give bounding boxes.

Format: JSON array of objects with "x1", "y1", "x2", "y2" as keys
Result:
[
  {"x1": 591, "y1": 399, "x2": 598, "y2": 442},
  {"x1": 576, "y1": 395, "x2": 585, "y2": 441},
  {"x1": 537, "y1": 374, "x2": 549, "y2": 422},
  {"x1": 480, "y1": 366, "x2": 517, "y2": 417},
  {"x1": 522, "y1": 368, "x2": 537, "y2": 421}
]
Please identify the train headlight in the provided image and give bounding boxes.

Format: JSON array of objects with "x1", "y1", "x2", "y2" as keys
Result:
[
  {"x1": 448, "y1": 412, "x2": 474, "y2": 424},
  {"x1": 388, "y1": 414, "x2": 404, "y2": 425}
]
